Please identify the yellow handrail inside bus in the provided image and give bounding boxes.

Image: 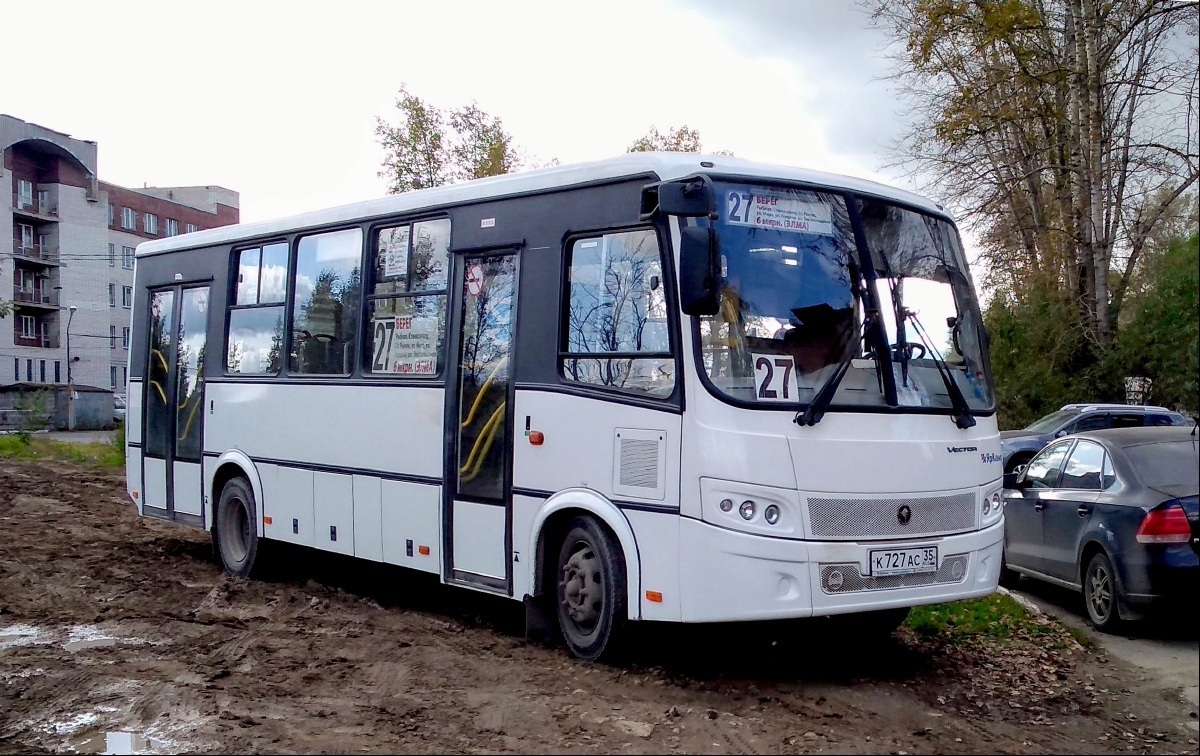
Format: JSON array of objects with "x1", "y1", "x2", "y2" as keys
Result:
[
  {"x1": 459, "y1": 356, "x2": 508, "y2": 429},
  {"x1": 148, "y1": 380, "x2": 167, "y2": 404},
  {"x1": 151, "y1": 349, "x2": 169, "y2": 373},
  {"x1": 459, "y1": 402, "x2": 505, "y2": 482}
]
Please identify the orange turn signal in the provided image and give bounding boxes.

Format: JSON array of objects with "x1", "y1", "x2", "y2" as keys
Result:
[
  {"x1": 529, "y1": 430, "x2": 545, "y2": 445},
  {"x1": 263, "y1": 516, "x2": 273, "y2": 525},
  {"x1": 645, "y1": 591, "x2": 663, "y2": 603},
  {"x1": 418, "y1": 545, "x2": 431, "y2": 556}
]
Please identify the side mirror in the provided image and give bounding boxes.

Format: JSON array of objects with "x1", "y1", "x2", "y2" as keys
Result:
[
  {"x1": 1003, "y1": 472, "x2": 1021, "y2": 490},
  {"x1": 641, "y1": 176, "x2": 715, "y2": 218},
  {"x1": 1054, "y1": 429, "x2": 1068, "y2": 438},
  {"x1": 678, "y1": 226, "x2": 720, "y2": 316}
]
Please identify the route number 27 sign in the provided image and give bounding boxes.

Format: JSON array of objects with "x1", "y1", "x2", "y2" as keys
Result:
[{"x1": 752, "y1": 353, "x2": 799, "y2": 401}]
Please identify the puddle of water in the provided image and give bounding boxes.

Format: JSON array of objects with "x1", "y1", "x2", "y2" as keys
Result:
[
  {"x1": 74, "y1": 731, "x2": 169, "y2": 755},
  {"x1": 65, "y1": 625, "x2": 116, "y2": 652},
  {"x1": 0, "y1": 623, "x2": 43, "y2": 650}
]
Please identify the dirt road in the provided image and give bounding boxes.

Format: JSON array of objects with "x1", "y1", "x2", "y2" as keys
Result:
[{"x1": 1, "y1": 458, "x2": 1196, "y2": 754}]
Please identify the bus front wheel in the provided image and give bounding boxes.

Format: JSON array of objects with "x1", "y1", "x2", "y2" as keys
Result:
[
  {"x1": 555, "y1": 516, "x2": 627, "y2": 662},
  {"x1": 215, "y1": 477, "x2": 262, "y2": 579}
]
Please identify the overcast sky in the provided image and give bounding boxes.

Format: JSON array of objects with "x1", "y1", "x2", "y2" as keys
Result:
[{"x1": 3, "y1": 1, "x2": 908, "y2": 224}]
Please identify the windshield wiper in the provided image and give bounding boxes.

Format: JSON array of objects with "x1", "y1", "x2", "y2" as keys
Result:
[
  {"x1": 902, "y1": 309, "x2": 977, "y2": 430},
  {"x1": 795, "y1": 311, "x2": 878, "y2": 427}
]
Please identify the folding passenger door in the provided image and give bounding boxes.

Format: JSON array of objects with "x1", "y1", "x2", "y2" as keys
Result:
[
  {"x1": 442, "y1": 248, "x2": 520, "y2": 593},
  {"x1": 141, "y1": 285, "x2": 210, "y2": 523}
]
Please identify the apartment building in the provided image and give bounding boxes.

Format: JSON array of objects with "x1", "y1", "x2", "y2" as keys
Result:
[{"x1": 2, "y1": 114, "x2": 239, "y2": 396}]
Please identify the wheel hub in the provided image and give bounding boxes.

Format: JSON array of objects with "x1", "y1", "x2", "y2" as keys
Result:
[
  {"x1": 561, "y1": 543, "x2": 603, "y2": 628},
  {"x1": 1088, "y1": 564, "x2": 1111, "y2": 618}
]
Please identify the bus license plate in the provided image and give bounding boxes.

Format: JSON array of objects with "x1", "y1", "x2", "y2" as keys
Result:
[{"x1": 869, "y1": 546, "x2": 938, "y2": 577}]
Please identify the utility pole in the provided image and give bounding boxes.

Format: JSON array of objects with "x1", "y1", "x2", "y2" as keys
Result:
[{"x1": 66, "y1": 305, "x2": 77, "y2": 431}]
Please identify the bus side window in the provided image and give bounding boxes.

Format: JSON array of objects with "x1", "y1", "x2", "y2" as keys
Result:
[
  {"x1": 289, "y1": 228, "x2": 363, "y2": 376},
  {"x1": 560, "y1": 229, "x2": 675, "y2": 397},
  {"x1": 366, "y1": 219, "x2": 450, "y2": 376},
  {"x1": 226, "y1": 242, "x2": 289, "y2": 375}
]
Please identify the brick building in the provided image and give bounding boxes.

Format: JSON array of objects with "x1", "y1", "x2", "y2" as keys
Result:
[{"x1": 2, "y1": 114, "x2": 238, "y2": 397}]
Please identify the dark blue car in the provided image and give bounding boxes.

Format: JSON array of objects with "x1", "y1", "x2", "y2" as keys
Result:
[
  {"x1": 1000, "y1": 403, "x2": 1189, "y2": 475},
  {"x1": 1001, "y1": 426, "x2": 1199, "y2": 630}
]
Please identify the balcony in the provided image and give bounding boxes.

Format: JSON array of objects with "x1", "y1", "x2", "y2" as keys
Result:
[
  {"x1": 11, "y1": 195, "x2": 59, "y2": 221},
  {"x1": 11, "y1": 287, "x2": 59, "y2": 309},
  {"x1": 13, "y1": 332, "x2": 60, "y2": 349},
  {"x1": 11, "y1": 242, "x2": 60, "y2": 266}
]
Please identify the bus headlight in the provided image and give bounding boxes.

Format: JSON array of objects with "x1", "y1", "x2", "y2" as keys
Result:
[
  {"x1": 719, "y1": 498, "x2": 734, "y2": 512},
  {"x1": 981, "y1": 487, "x2": 1003, "y2": 526},
  {"x1": 739, "y1": 500, "x2": 756, "y2": 520},
  {"x1": 764, "y1": 505, "x2": 781, "y2": 525}
]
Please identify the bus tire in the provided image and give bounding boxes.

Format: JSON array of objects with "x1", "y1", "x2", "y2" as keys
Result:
[
  {"x1": 554, "y1": 515, "x2": 627, "y2": 662},
  {"x1": 215, "y1": 477, "x2": 262, "y2": 579}
]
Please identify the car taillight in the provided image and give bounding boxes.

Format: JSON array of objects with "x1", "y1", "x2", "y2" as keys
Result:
[{"x1": 1135, "y1": 504, "x2": 1192, "y2": 544}]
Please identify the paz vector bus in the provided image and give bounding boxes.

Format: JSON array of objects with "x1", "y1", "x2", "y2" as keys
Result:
[{"x1": 125, "y1": 153, "x2": 1003, "y2": 660}]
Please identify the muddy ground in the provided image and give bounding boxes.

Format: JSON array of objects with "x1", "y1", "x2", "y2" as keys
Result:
[{"x1": 1, "y1": 458, "x2": 1196, "y2": 754}]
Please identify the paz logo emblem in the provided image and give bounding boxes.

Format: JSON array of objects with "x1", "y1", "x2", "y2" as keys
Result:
[{"x1": 897, "y1": 505, "x2": 912, "y2": 525}]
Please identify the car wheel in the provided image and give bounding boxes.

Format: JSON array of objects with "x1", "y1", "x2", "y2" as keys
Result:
[
  {"x1": 1006, "y1": 453, "x2": 1033, "y2": 475},
  {"x1": 215, "y1": 477, "x2": 263, "y2": 579},
  {"x1": 1083, "y1": 551, "x2": 1122, "y2": 632},
  {"x1": 555, "y1": 516, "x2": 627, "y2": 662}
]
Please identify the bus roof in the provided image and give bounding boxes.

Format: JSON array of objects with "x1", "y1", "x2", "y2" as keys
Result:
[{"x1": 134, "y1": 152, "x2": 947, "y2": 258}]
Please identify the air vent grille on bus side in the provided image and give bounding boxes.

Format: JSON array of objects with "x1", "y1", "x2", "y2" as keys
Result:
[
  {"x1": 619, "y1": 438, "x2": 660, "y2": 488},
  {"x1": 611, "y1": 428, "x2": 667, "y2": 501}
]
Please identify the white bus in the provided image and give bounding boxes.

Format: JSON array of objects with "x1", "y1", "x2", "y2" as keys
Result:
[{"x1": 126, "y1": 153, "x2": 1003, "y2": 660}]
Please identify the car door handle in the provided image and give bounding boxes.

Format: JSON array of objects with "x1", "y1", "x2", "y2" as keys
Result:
[
  {"x1": 1034, "y1": 501, "x2": 1044, "y2": 511},
  {"x1": 1077, "y1": 504, "x2": 1092, "y2": 517}
]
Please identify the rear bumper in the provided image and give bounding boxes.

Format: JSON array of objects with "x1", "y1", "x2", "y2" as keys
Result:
[{"x1": 677, "y1": 518, "x2": 1005, "y2": 623}]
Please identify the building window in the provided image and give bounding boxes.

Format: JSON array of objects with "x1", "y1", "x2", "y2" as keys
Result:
[
  {"x1": 164, "y1": 218, "x2": 178, "y2": 237},
  {"x1": 122, "y1": 366, "x2": 127, "y2": 387},
  {"x1": 17, "y1": 180, "x2": 33, "y2": 209},
  {"x1": 185, "y1": 223, "x2": 199, "y2": 234},
  {"x1": 110, "y1": 325, "x2": 117, "y2": 349},
  {"x1": 122, "y1": 207, "x2": 136, "y2": 230},
  {"x1": 110, "y1": 365, "x2": 118, "y2": 389},
  {"x1": 144, "y1": 213, "x2": 158, "y2": 235},
  {"x1": 109, "y1": 283, "x2": 116, "y2": 307},
  {"x1": 108, "y1": 203, "x2": 115, "y2": 226},
  {"x1": 122, "y1": 327, "x2": 130, "y2": 349},
  {"x1": 55, "y1": 361, "x2": 61, "y2": 383},
  {"x1": 14, "y1": 358, "x2": 19, "y2": 382},
  {"x1": 123, "y1": 246, "x2": 135, "y2": 269},
  {"x1": 122, "y1": 286, "x2": 133, "y2": 308},
  {"x1": 41, "y1": 360, "x2": 46, "y2": 383},
  {"x1": 560, "y1": 229, "x2": 674, "y2": 397},
  {"x1": 19, "y1": 315, "x2": 37, "y2": 339},
  {"x1": 26, "y1": 359, "x2": 32, "y2": 382},
  {"x1": 109, "y1": 243, "x2": 116, "y2": 266},
  {"x1": 16, "y1": 224, "x2": 34, "y2": 251}
]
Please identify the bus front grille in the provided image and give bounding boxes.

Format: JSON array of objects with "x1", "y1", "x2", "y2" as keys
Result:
[
  {"x1": 820, "y1": 554, "x2": 970, "y2": 594},
  {"x1": 806, "y1": 492, "x2": 977, "y2": 540}
]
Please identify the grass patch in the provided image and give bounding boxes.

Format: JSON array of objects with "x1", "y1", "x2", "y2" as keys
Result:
[
  {"x1": 0, "y1": 430, "x2": 124, "y2": 469},
  {"x1": 906, "y1": 593, "x2": 1054, "y2": 641}
]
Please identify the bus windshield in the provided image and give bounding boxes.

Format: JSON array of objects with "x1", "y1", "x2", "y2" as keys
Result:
[{"x1": 697, "y1": 182, "x2": 993, "y2": 414}]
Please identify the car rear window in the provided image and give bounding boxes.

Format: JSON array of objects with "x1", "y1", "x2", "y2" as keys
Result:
[{"x1": 1124, "y1": 440, "x2": 1200, "y2": 488}]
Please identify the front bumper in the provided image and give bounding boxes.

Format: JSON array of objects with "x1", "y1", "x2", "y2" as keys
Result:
[{"x1": 677, "y1": 518, "x2": 1005, "y2": 622}]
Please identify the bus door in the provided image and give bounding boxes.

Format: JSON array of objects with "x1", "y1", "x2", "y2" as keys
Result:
[
  {"x1": 142, "y1": 285, "x2": 210, "y2": 523},
  {"x1": 444, "y1": 250, "x2": 519, "y2": 592}
]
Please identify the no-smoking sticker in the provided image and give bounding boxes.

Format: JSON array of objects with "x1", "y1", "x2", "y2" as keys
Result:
[{"x1": 466, "y1": 264, "x2": 485, "y2": 297}]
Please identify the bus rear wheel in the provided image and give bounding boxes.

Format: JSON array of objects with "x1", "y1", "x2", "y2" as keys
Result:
[
  {"x1": 215, "y1": 477, "x2": 261, "y2": 579},
  {"x1": 555, "y1": 516, "x2": 627, "y2": 662}
]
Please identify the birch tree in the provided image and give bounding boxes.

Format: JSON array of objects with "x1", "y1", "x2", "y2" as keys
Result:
[{"x1": 868, "y1": 0, "x2": 1199, "y2": 348}]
